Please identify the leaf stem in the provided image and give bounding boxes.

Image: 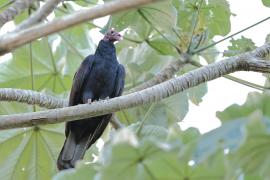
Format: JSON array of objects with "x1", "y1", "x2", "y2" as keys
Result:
[
  {"x1": 138, "y1": 9, "x2": 181, "y2": 53},
  {"x1": 137, "y1": 103, "x2": 156, "y2": 136},
  {"x1": 29, "y1": 42, "x2": 36, "y2": 112},
  {"x1": 189, "y1": 60, "x2": 270, "y2": 91},
  {"x1": 187, "y1": 0, "x2": 204, "y2": 53},
  {"x1": 192, "y1": 16, "x2": 270, "y2": 54}
]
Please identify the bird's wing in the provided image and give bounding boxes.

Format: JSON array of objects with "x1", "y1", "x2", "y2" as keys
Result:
[
  {"x1": 111, "y1": 64, "x2": 126, "y2": 97},
  {"x1": 68, "y1": 55, "x2": 95, "y2": 106},
  {"x1": 84, "y1": 64, "x2": 125, "y2": 148},
  {"x1": 66, "y1": 55, "x2": 95, "y2": 137}
]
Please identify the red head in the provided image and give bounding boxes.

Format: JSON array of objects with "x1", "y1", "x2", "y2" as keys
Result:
[{"x1": 103, "y1": 29, "x2": 122, "y2": 42}]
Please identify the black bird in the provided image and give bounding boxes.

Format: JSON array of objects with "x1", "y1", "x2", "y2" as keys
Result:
[{"x1": 57, "y1": 29, "x2": 125, "y2": 170}]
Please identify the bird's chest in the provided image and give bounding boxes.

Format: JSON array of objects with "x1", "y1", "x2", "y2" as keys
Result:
[
  {"x1": 91, "y1": 61, "x2": 117, "y2": 83},
  {"x1": 84, "y1": 60, "x2": 118, "y2": 97}
]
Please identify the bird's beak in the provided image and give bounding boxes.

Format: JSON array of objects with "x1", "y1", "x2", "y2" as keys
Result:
[{"x1": 116, "y1": 34, "x2": 122, "y2": 41}]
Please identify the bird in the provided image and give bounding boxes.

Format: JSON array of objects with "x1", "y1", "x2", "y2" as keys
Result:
[{"x1": 57, "y1": 29, "x2": 125, "y2": 170}]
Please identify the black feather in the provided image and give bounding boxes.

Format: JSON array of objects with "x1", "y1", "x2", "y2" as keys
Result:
[{"x1": 57, "y1": 40, "x2": 125, "y2": 170}]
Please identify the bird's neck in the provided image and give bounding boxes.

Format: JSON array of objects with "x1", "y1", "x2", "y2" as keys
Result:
[{"x1": 95, "y1": 40, "x2": 117, "y2": 60}]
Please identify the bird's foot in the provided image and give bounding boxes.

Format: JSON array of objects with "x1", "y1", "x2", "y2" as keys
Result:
[
  {"x1": 105, "y1": 97, "x2": 109, "y2": 100},
  {"x1": 87, "y1": 99, "x2": 92, "y2": 104}
]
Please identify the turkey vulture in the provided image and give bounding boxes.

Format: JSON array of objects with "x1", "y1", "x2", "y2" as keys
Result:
[{"x1": 57, "y1": 29, "x2": 125, "y2": 170}]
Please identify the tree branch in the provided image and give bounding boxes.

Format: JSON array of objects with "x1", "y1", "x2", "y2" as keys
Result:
[
  {"x1": 0, "y1": 0, "x2": 35, "y2": 27},
  {"x1": 0, "y1": 88, "x2": 67, "y2": 108},
  {"x1": 0, "y1": 0, "x2": 161, "y2": 55},
  {"x1": 0, "y1": 43, "x2": 269, "y2": 129},
  {"x1": 110, "y1": 114, "x2": 124, "y2": 129},
  {"x1": 0, "y1": 54, "x2": 190, "y2": 108},
  {"x1": 127, "y1": 54, "x2": 190, "y2": 93},
  {"x1": 14, "y1": 0, "x2": 62, "y2": 31}
]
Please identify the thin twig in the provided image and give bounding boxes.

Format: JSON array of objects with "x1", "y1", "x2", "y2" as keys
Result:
[
  {"x1": 137, "y1": 9, "x2": 182, "y2": 53},
  {"x1": 187, "y1": 0, "x2": 204, "y2": 53},
  {"x1": 14, "y1": 0, "x2": 63, "y2": 31}
]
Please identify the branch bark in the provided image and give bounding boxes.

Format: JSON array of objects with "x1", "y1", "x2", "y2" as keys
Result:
[
  {"x1": 14, "y1": 0, "x2": 62, "y2": 31},
  {"x1": 0, "y1": 43, "x2": 269, "y2": 129},
  {"x1": 0, "y1": 54, "x2": 190, "y2": 109},
  {"x1": 0, "y1": 0, "x2": 35, "y2": 27},
  {"x1": 0, "y1": 0, "x2": 161, "y2": 55},
  {"x1": 0, "y1": 88, "x2": 67, "y2": 108}
]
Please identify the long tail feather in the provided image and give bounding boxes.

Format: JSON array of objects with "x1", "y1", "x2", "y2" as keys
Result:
[{"x1": 57, "y1": 116, "x2": 111, "y2": 170}]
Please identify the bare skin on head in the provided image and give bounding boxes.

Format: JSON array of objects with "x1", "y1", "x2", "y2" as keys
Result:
[{"x1": 103, "y1": 29, "x2": 122, "y2": 42}]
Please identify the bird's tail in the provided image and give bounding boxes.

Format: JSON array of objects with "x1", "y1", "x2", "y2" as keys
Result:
[
  {"x1": 57, "y1": 116, "x2": 111, "y2": 170},
  {"x1": 57, "y1": 131, "x2": 91, "y2": 170}
]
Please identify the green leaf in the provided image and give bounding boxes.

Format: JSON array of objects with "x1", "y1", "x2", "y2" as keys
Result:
[
  {"x1": 103, "y1": 1, "x2": 177, "y2": 39},
  {"x1": 187, "y1": 83, "x2": 208, "y2": 105},
  {"x1": 99, "y1": 131, "x2": 183, "y2": 180},
  {"x1": 176, "y1": 0, "x2": 231, "y2": 39},
  {"x1": 120, "y1": 92, "x2": 189, "y2": 128},
  {"x1": 230, "y1": 117, "x2": 270, "y2": 178},
  {"x1": 206, "y1": 0, "x2": 232, "y2": 36},
  {"x1": 0, "y1": 39, "x2": 69, "y2": 94},
  {"x1": 262, "y1": 0, "x2": 270, "y2": 7},
  {"x1": 224, "y1": 36, "x2": 257, "y2": 57},
  {"x1": 100, "y1": 128, "x2": 229, "y2": 179},
  {"x1": 128, "y1": 123, "x2": 169, "y2": 140},
  {"x1": 217, "y1": 92, "x2": 270, "y2": 122},
  {"x1": 194, "y1": 119, "x2": 247, "y2": 163},
  {"x1": 162, "y1": 92, "x2": 189, "y2": 124},
  {"x1": 147, "y1": 35, "x2": 179, "y2": 56},
  {"x1": 0, "y1": 124, "x2": 64, "y2": 180},
  {"x1": 72, "y1": 0, "x2": 98, "y2": 7},
  {"x1": 140, "y1": 103, "x2": 168, "y2": 127},
  {"x1": 198, "y1": 41, "x2": 220, "y2": 63},
  {"x1": 118, "y1": 42, "x2": 174, "y2": 90},
  {"x1": 265, "y1": 33, "x2": 270, "y2": 43},
  {"x1": 167, "y1": 125, "x2": 201, "y2": 144},
  {"x1": 0, "y1": 98, "x2": 65, "y2": 180},
  {"x1": 53, "y1": 162, "x2": 97, "y2": 180}
]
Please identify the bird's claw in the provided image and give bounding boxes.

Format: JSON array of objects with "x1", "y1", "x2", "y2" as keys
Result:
[{"x1": 87, "y1": 99, "x2": 92, "y2": 104}]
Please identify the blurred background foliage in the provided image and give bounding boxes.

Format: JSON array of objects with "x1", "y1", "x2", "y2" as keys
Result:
[{"x1": 0, "y1": 0, "x2": 270, "y2": 179}]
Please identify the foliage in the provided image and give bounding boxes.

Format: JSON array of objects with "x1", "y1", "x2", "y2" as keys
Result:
[
  {"x1": 262, "y1": 0, "x2": 270, "y2": 7},
  {"x1": 223, "y1": 36, "x2": 257, "y2": 57},
  {"x1": 0, "y1": 0, "x2": 269, "y2": 179}
]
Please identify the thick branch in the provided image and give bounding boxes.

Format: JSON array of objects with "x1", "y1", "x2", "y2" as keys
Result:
[
  {"x1": 0, "y1": 88, "x2": 67, "y2": 108},
  {"x1": 14, "y1": 0, "x2": 62, "y2": 31},
  {"x1": 0, "y1": 44, "x2": 270, "y2": 129},
  {"x1": 0, "y1": 0, "x2": 35, "y2": 27},
  {"x1": 0, "y1": 0, "x2": 160, "y2": 55},
  {"x1": 0, "y1": 43, "x2": 269, "y2": 109},
  {"x1": 0, "y1": 54, "x2": 190, "y2": 108}
]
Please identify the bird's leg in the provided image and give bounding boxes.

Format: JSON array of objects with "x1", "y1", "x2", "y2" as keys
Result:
[
  {"x1": 87, "y1": 99, "x2": 92, "y2": 104},
  {"x1": 82, "y1": 92, "x2": 93, "y2": 104}
]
